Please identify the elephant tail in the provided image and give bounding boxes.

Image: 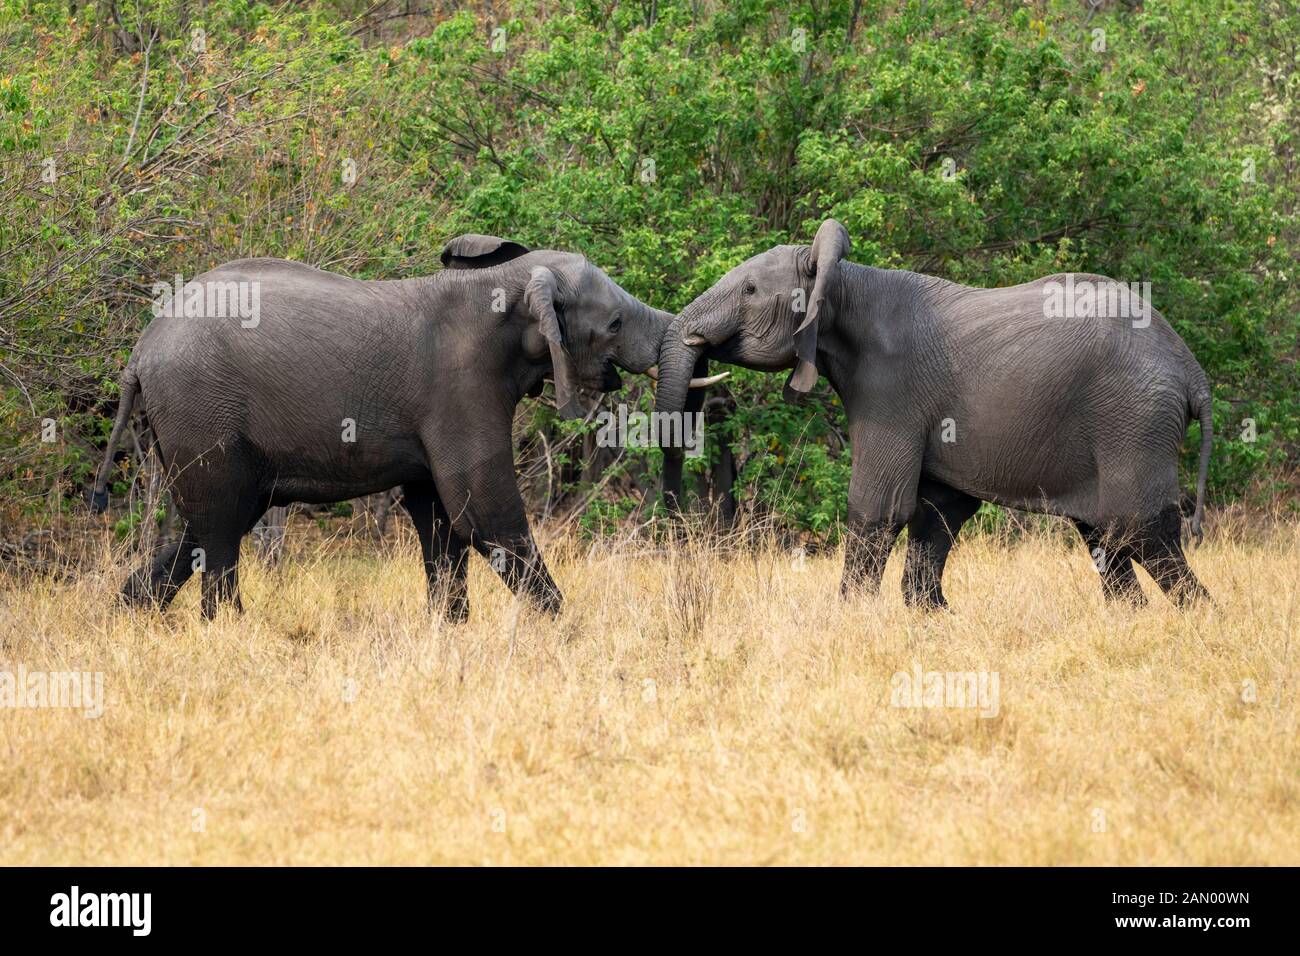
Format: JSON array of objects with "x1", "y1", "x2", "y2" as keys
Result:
[
  {"x1": 1188, "y1": 381, "x2": 1212, "y2": 548},
  {"x1": 90, "y1": 366, "x2": 139, "y2": 514}
]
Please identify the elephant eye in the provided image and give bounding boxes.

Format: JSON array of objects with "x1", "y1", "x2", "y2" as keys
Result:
[
  {"x1": 608, "y1": 316, "x2": 623, "y2": 334},
  {"x1": 743, "y1": 281, "x2": 756, "y2": 295}
]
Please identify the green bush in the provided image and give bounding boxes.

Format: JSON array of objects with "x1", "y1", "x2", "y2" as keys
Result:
[{"x1": 2, "y1": 0, "x2": 1296, "y2": 542}]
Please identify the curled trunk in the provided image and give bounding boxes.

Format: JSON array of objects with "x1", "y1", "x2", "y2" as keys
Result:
[{"x1": 652, "y1": 316, "x2": 708, "y2": 419}]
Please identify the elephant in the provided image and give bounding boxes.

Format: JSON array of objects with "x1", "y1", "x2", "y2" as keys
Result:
[
  {"x1": 653, "y1": 219, "x2": 1214, "y2": 608},
  {"x1": 91, "y1": 234, "x2": 717, "y2": 620}
]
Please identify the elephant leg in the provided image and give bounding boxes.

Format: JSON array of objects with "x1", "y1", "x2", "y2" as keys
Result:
[
  {"x1": 901, "y1": 480, "x2": 982, "y2": 610},
  {"x1": 1072, "y1": 519, "x2": 1146, "y2": 606},
  {"x1": 842, "y1": 523, "x2": 905, "y2": 597},
  {"x1": 169, "y1": 464, "x2": 266, "y2": 619},
  {"x1": 840, "y1": 423, "x2": 922, "y2": 597},
  {"x1": 400, "y1": 480, "x2": 470, "y2": 623},
  {"x1": 423, "y1": 417, "x2": 562, "y2": 615},
  {"x1": 1128, "y1": 506, "x2": 1211, "y2": 607},
  {"x1": 196, "y1": 536, "x2": 243, "y2": 619},
  {"x1": 121, "y1": 525, "x2": 200, "y2": 611}
]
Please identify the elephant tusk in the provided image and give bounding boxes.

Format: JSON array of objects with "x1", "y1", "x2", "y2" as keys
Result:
[
  {"x1": 687, "y1": 371, "x2": 730, "y2": 388},
  {"x1": 645, "y1": 366, "x2": 731, "y2": 389}
]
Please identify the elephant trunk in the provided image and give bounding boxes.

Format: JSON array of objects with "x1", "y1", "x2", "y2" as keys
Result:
[
  {"x1": 619, "y1": 302, "x2": 675, "y2": 375},
  {"x1": 654, "y1": 319, "x2": 706, "y2": 512},
  {"x1": 654, "y1": 294, "x2": 737, "y2": 511},
  {"x1": 652, "y1": 315, "x2": 707, "y2": 419},
  {"x1": 654, "y1": 289, "x2": 740, "y2": 413}
]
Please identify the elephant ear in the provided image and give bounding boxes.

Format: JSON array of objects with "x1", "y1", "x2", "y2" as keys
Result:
[
  {"x1": 784, "y1": 218, "x2": 851, "y2": 404},
  {"x1": 525, "y1": 266, "x2": 584, "y2": 420},
  {"x1": 440, "y1": 234, "x2": 531, "y2": 269}
]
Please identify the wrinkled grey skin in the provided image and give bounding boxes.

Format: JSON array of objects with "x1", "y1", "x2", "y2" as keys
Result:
[
  {"x1": 655, "y1": 219, "x2": 1213, "y2": 608},
  {"x1": 93, "y1": 235, "x2": 671, "y2": 620}
]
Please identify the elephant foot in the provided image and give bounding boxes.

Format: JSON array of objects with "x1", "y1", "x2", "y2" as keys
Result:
[
  {"x1": 119, "y1": 572, "x2": 178, "y2": 612},
  {"x1": 839, "y1": 579, "x2": 883, "y2": 600},
  {"x1": 200, "y1": 596, "x2": 244, "y2": 620},
  {"x1": 1170, "y1": 580, "x2": 1213, "y2": 609},
  {"x1": 901, "y1": 564, "x2": 949, "y2": 610},
  {"x1": 1101, "y1": 585, "x2": 1148, "y2": 608},
  {"x1": 426, "y1": 582, "x2": 470, "y2": 624},
  {"x1": 443, "y1": 597, "x2": 470, "y2": 624},
  {"x1": 120, "y1": 571, "x2": 153, "y2": 607},
  {"x1": 532, "y1": 591, "x2": 564, "y2": 618},
  {"x1": 904, "y1": 587, "x2": 948, "y2": 611},
  {"x1": 512, "y1": 577, "x2": 563, "y2": 617}
]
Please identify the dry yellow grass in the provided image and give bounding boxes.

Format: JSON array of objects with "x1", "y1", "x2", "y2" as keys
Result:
[{"x1": 1, "y1": 518, "x2": 1296, "y2": 865}]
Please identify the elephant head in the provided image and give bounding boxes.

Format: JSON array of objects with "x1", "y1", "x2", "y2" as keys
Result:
[
  {"x1": 442, "y1": 234, "x2": 678, "y2": 418},
  {"x1": 442, "y1": 233, "x2": 727, "y2": 419},
  {"x1": 653, "y1": 218, "x2": 851, "y2": 417}
]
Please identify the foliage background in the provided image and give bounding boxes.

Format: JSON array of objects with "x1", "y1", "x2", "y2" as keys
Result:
[{"x1": 2, "y1": 0, "x2": 1297, "y2": 545}]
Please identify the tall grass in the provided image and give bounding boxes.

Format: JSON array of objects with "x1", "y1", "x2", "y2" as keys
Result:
[{"x1": 0, "y1": 516, "x2": 1296, "y2": 864}]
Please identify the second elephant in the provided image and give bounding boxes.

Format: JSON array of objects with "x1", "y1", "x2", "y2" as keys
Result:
[{"x1": 654, "y1": 219, "x2": 1213, "y2": 608}]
